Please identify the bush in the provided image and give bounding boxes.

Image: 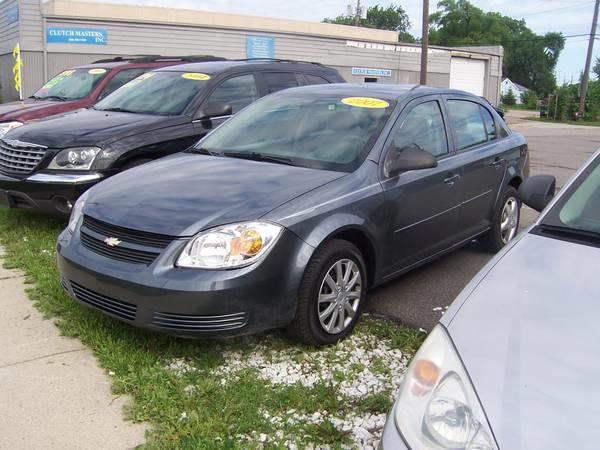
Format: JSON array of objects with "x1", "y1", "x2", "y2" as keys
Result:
[
  {"x1": 501, "y1": 88, "x2": 516, "y2": 105},
  {"x1": 520, "y1": 90, "x2": 539, "y2": 110},
  {"x1": 547, "y1": 80, "x2": 600, "y2": 121}
]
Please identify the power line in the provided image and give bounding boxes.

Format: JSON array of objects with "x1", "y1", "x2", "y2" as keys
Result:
[{"x1": 517, "y1": 1, "x2": 595, "y2": 18}]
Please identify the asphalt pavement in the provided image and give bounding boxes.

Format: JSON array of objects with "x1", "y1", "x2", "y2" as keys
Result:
[{"x1": 365, "y1": 109, "x2": 600, "y2": 330}]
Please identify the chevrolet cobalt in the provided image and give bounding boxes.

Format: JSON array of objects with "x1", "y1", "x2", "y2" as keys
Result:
[{"x1": 57, "y1": 84, "x2": 528, "y2": 345}]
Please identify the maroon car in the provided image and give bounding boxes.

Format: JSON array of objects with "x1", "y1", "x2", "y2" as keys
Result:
[{"x1": 0, "y1": 55, "x2": 224, "y2": 138}]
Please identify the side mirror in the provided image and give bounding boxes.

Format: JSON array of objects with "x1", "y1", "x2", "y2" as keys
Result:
[
  {"x1": 197, "y1": 102, "x2": 232, "y2": 120},
  {"x1": 518, "y1": 175, "x2": 556, "y2": 212},
  {"x1": 385, "y1": 144, "x2": 438, "y2": 177}
]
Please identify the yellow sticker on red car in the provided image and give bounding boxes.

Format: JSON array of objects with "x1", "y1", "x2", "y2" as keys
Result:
[
  {"x1": 88, "y1": 68, "x2": 107, "y2": 75},
  {"x1": 182, "y1": 73, "x2": 210, "y2": 81},
  {"x1": 341, "y1": 97, "x2": 390, "y2": 109}
]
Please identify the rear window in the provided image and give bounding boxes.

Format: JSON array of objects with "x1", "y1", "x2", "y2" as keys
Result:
[
  {"x1": 32, "y1": 68, "x2": 109, "y2": 100},
  {"x1": 305, "y1": 74, "x2": 329, "y2": 85},
  {"x1": 263, "y1": 72, "x2": 299, "y2": 93}
]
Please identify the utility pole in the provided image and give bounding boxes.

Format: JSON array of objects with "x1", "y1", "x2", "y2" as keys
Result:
[
  {"x1": 420, "y1": 0, "x2": 429, "y2": 85},
  {"x1": 578, "y1": 0, "x2": 599, "y2": 118}
]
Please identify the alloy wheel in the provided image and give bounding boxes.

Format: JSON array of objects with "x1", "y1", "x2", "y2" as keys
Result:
[
  {"x1": 317, "y1": 258, "x2": 362, "y2": 334},
  {"x1": 500, "y1": 196, "x2": 519, "y2": 244}
]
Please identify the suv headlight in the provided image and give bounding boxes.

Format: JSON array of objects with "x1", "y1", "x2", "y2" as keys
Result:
[
  {"x1": 0, "y1": 121, "x2": 23, "y2": 138},
  {"x1": 395, "y1": 325, "x2": 498, "y2": 450},
  {"x1": 177, "y1": 221, "x2": 282, "y2": 269},
  {"x1": 48, "y1": 147, "x2": 101, "y2": 170},
  {"x1": 68, "y1": 190, "x2": 89, "y2": 233}
]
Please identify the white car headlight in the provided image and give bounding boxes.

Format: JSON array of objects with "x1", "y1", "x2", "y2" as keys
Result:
[
  {"x1": 177, "y1": 221, "x2": 283, "y2": 269},
  {"x1": 0, "y1": 121, "x2": 23, "y2": 138},
  {"x1": 68, "y1": 190, "x2": 89, "y2": 233},
  {"x1": 395, "y1": 325, "x2": 498, "y2": 450},
  {"x1": 48, "y1": 147, "x2": 101, "y2": 170}
]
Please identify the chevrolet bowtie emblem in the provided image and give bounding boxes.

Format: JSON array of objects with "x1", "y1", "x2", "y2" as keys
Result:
[{"x1": 104, "y1": 237, "x2": 122, "y2": 247}]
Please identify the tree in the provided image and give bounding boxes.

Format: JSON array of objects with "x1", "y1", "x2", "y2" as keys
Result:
[
  {"x1": 502, "y1": 88, "x2": 516, "y2": 106},
  {"x1": 323, "y1": 4, "x2": 416, "y2": 42},
  {"x1": 429, "y1": 0, "x2": 565, "y2": 95},
  {"x1": 594, "y1": 56, "x2": 600, "y2": 80},
  {"x1": 520, "y1": 90, "x2": 538, "y2": 109}
]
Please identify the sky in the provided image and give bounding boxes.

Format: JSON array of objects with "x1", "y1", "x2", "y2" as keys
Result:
[{"x1": 79, "y1": 0, "x2": 600, "y2": 83}]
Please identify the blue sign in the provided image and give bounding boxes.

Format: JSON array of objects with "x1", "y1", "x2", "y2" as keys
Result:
[
  {"x1": 246, "y1": 36, "x2": 275, "y2": 59},
  {"x1": 47, "y1": 27, "x2": 107, "y2": 45},
  {"x1": 352, "y1": 67, "x2": 392, "y2": 77},
  {"x1": 6, "y1": 5, "x2": 19, "y2": 24}
]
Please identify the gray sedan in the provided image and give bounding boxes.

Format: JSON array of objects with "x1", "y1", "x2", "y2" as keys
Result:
[{"x1": 382, "y1": 149, "x2": 600, "y2": 449}]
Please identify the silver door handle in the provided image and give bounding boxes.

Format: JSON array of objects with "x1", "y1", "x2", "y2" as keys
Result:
[{"x1": 444, "y1": 174, "x2": 460, "y2": 186}]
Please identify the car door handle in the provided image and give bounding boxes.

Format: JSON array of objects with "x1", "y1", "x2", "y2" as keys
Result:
[
  {"x1": 489, "y1": 157, "x2": 504, "y2": 168},
  {"x1": 444, "y1": 174, "x2": 461, "y2": 186}
]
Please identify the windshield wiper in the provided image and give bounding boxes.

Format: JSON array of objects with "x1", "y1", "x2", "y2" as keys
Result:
[
  {"x1": 188, "y1": 147, "x2": 221, "y2": 156},
  {"x1": 538, "y1": 223, "x2": 600, "y2": 241},
  {"x1": 97, "y1": 107, "x2": 139, "y2": 114},
  {"x1": 222, "y1": 151, "x2": 296, "y2": 166},
  {"x1": 42, "y1": 95, "x2": 68, "y2": 102}
]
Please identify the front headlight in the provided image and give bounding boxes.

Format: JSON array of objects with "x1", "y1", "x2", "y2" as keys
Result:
[
  {"x1": 395, "y1": 325, "x2": 498, "y2": 450},
  {"x1": 176, "y1": 221, "x2": 283, "y2": 269},
  {"x1": 68, "y1": 190, "x2": 89, "y2": 233},
  {"x1": 0, "y1": 121, "x2": 23, "y2": 138},
  {"x1": 48, "y1": 147, "x2": 101, "y2": 170}
]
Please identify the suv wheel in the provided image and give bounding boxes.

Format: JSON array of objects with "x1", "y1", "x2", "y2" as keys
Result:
[
  {"x1": 289, "y1": 239, "x2": 366, "y2": 346},
  {"x1": 480, "y1": 186, "x2": 520, "y2": 252}
]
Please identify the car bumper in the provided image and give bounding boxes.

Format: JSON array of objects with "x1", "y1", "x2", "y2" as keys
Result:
[
  {"x1": 56, "y1": 225, "x2": 313, "y2": 338},
  {"x1": 0, "y1": 172, "x2": 102, "y2": 215},
  {"x1": 379, "y1": 410, "x2": 409, "y2": 449}
]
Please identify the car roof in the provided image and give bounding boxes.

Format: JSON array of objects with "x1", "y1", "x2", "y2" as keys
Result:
[
  {"x1": 158, "y1": 60, "x2": 336, "y2": 74},
  {"x1": 263, "y1": 83, "x2": 482, "y2": 101}
]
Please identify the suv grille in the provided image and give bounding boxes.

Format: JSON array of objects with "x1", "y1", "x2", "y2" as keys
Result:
[
  {"x1": 152, "y1": 311, "x2": 247, "y2": 332},
  {"x1": 80, "y1": 215, "x2": 176, "y2": 265},
  {"x1": 0, "y1": 139, "x2": 47, "y2": 175}
]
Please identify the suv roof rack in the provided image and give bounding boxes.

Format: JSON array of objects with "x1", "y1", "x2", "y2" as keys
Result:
[
  {"x1": 92, "y1": 55, "x2": 227, "y2": 64},
  {"x1": 232, "y1": 58, "x2": 324, "y2": 67}
]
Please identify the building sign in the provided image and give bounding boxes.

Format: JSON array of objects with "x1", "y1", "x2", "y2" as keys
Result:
[
  {"x1": 47, "y1": 27, "x2": 108, "y2": 45},
  {"x1": 352, "y1": 67, "x2": 392, "y2": 77},
  {"x1": 346, "y1": 40, "x2": 446, "y2": 55},
  {"x1": 246, "y1": 35, "x2": 275, "y2": 59},
  {"x1": 6, "y1": 5, "x2": 19, "y2": 24}
]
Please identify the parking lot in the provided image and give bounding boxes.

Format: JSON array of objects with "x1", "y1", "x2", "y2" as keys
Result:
[{"x1": 366, "y1": 109, "x2": 600, "y2": 330}]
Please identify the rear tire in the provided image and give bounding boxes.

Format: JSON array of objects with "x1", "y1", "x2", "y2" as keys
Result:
[
  {"x1": 480, "y1": 186, "x2": 520, "y2": 253},
  {"x1": 288, "y1": 239, "x2": 367, "y2": 346}
]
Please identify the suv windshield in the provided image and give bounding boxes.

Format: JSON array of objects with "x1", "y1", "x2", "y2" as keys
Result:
[
  {"x1": 196, "y1": 93, "x2": 394, "y2": 171},
  {"x1": 95, "y1": 71, "x2": 210, "y2": 115},
  {"x1": 32, "y1": 68, "x2": 108, "y2": 100},
  {"x1": 542, "y1": 155, "x2": 600, "y2": 235}
]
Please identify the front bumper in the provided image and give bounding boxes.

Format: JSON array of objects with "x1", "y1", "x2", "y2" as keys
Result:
[
  {"x1": 0, "y1": 172, "x2": 102, "y2": 215},
  {"x1": 56, "y1": 225, "x2": 313, "y2": 338}
]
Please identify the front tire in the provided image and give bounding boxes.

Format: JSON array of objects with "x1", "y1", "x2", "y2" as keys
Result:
[
  {"x1": 480, "y1": 186, "x2": 520, "y2": 253},
  {"x1": 289, "y1": 239, "x2": 367, "y2": 346}
]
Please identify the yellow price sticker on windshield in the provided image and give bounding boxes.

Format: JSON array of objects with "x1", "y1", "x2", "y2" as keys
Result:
[
  {"x1": 341, "y1": 97, "x2": 390, "y2": 109},
  {"x1": 88, "y1": 68, "x2": 107, "y2": 75},
  {"x1": 182, "y1": 73, "x2": 210, "y2": 81},
  {"x1": 60, "y1": 70, "x2": 75, "y2": 77}
]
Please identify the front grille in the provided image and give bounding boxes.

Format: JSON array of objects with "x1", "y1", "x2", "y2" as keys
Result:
[
  {"x1": 152, "y1": 311, "x2": 247, "y2": 332},
  {"x1": 80, "y1": 215, "x2": 176, "y2": 265},
  {"x1": 70, "y1": 281, "x2": 137, "y2": 321},
  {"x1": 0, "y1": 139, "x2": 47, "y2": 175}
]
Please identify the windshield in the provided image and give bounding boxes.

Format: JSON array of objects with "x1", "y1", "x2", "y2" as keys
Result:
[
  {"x1": 542, "y1": 155, "x2": 600, "y2": 234},
  {"x1": 94, "y1": 71, "x2": 210, "y2": 115},
  {"x1": 196, "y1": 93, "x2": 394, "y2": 171},
  {"x1": 32, "y1": 68, "x2": 108, "y2": 100}
]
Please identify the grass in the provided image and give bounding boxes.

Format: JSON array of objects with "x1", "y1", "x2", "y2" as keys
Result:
[
  {"x1": 525, "y1": 117, "x2": 600, "y2": 127},
  {"x1": 503, "y1": 104, "x2": 537, "y2": 111},
  {"x1": 0, "y1": 206, "x2": 425, "y2": 449}
]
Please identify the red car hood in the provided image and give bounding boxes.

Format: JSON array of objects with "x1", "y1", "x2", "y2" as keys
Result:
[{"x1": 0, "y1": 98, "x2": 86, "y2": 122}]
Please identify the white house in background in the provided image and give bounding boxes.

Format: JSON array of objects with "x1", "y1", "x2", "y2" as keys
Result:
[{"x1": 501, "y1": 78, "x2": 530, "y2": 104}]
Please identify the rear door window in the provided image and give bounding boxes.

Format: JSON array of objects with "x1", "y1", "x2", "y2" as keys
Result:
[
  {"x1": 204, "y1": 74, "x2": 259, "y2": 114},
  {"x1": 263, "y1": 72, "x2": 299, "y2": 93},
  {"x1": 447, "y1": 100, "x2": 488, "y2": 150},
  {"x1": 97, "y1": 68, "x2": 149, "y2": 101},
  {"x1": 304, "y1": 74, "x2": 329, "y2": 85}
]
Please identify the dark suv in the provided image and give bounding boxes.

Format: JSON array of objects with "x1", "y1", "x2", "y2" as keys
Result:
[
  {"x1": 0, "y1": 59, "x2": 344, "y2": 215},
  {"x1": 0, "y1": 55, "x2": 217, "y2": 137}
]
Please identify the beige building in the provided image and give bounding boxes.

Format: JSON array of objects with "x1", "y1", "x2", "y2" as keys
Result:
[{"x1": 0, "y1": 0, "x2": 503, "y2": 103}]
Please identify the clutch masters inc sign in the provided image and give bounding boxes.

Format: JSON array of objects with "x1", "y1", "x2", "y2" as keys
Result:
[{"x1": 47, "y1": 27, "x2": 108, "y2": 45}]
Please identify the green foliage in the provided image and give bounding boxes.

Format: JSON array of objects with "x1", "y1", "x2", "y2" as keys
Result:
[
  {"x1": 323, "y1": 3, "x2": 416, "y2": 42},
  {"x1": 429, "y1": 0, "x2": 564, "y2": 95},
  {"x1": 501, "y1": 88, "x2": 516, "y2": 106},
  {"x1": 594, "y1": 56, "x2": 600, "y2": 81},
  {"x1": 520, "y1": 90, "x2": 539, "y2": 109},
  {"x1": 547, "y1": 80, "x2": 600, "y2": 122}
]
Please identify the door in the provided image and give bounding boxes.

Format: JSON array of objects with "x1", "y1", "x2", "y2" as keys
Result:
[
  {"x1": 193, "y1": 73, "x2": 260, "y2": 134},
  {"x1": 445, "y1": 98, "x2": 506, "y2": 238},
  {"x1": 449, "y1": 57, "x2": 486, "y2": 96},
  {"x1": 381, "y1": 97, "x2": 463, "y2": 276}
]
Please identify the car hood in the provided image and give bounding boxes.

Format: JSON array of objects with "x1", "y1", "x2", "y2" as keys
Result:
[
  {"x1": 0, "y1": 98, "x2": 80, "y2": 122},
  {"x1": 85, "y1": 153, "x2": 346, "y2": 236},
  {"x1": 445, "y1": 232, "x2": 600, "y2": 450},
  {"x1": 4, "y1": 108, "x2": 187, "y2": 148}
]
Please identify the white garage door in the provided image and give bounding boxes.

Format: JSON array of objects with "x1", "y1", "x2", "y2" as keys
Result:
[{"x1": 449, "y1": 57, "x2": 486, "y2": 96}]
